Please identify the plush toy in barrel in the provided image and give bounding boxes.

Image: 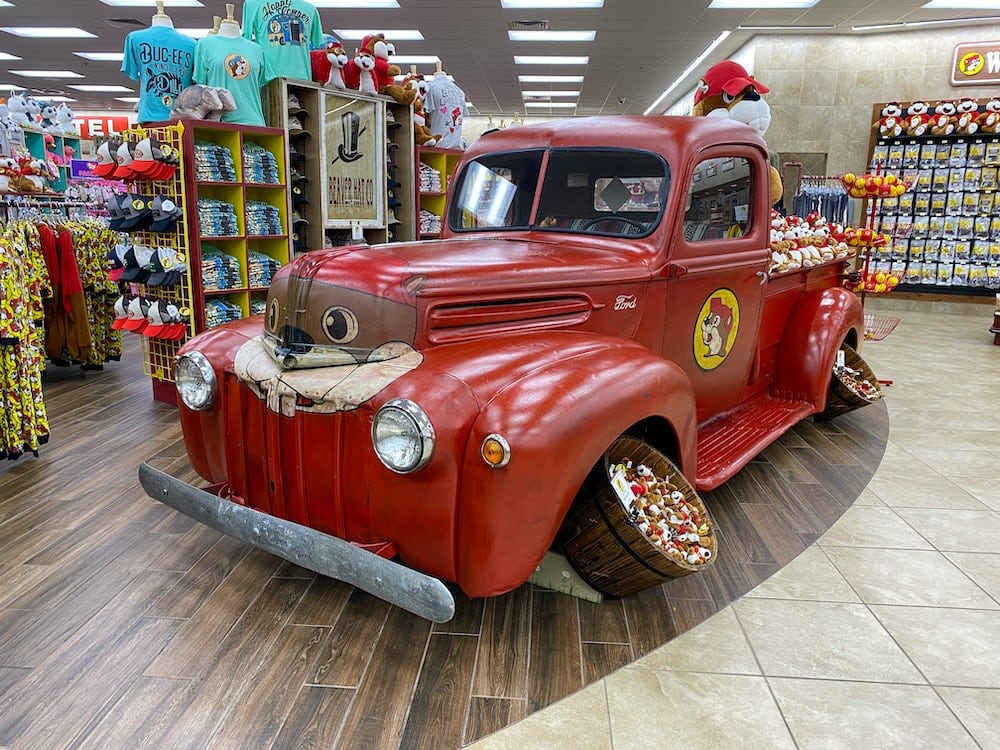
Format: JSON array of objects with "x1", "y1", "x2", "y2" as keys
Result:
[{"x1": 558, "y1": 436, "x2": 717, "y2": 598}]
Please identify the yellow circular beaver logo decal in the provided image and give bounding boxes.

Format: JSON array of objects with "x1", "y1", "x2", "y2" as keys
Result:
[
  {"x1": 694, "y1": 289, "x2": 739, "y2": 371},
  {"x1": 959, "y1": 51, "x2": 985, "y2": 77}
]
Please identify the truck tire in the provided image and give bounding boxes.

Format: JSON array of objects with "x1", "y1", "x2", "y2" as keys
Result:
[
  {"x1": 556, "y1": 436, "x2": 716, "y2": 598},
  {"x1": 814, "y1": 344, "x2": 884, "y2": 421}
]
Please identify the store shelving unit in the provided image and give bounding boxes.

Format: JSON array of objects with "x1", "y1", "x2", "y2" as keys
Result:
[
  {"x1": 263, "y1": 78, "x2": 416, "y2": 249},
  {"x1": 415, "y1": 146, "x2": 462, "y2": 240},
  {"x1": 21, "y1": 127, "x2": 82, "y2": 193},
  {"x1": 867, "y1": 100, "x2": 1000, "y2": 297}
]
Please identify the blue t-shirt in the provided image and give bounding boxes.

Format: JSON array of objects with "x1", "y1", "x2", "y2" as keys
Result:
[
  {"x1": 193, "y1": 34, "x2": 276, "y2": 127},
  {"x1": 241, "y1": 0, "x2": 323, "y2": 81},
  {"x1": 121, "y1": 25, "x2": 197, "y2": 124}
]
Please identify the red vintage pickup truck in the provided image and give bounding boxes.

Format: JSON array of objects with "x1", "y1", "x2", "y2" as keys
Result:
[{"x1": 140, "y1": 115, "x2": 875, "y2": 622}]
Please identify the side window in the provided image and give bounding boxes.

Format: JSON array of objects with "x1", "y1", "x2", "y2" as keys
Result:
[{"x1": 683, "y1": 157, "x2": 753, "y2": 242}]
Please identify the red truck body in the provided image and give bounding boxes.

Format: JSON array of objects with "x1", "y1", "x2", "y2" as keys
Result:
[{"x1": 145, "y1": 115, "x2": 864, "y2": 619}]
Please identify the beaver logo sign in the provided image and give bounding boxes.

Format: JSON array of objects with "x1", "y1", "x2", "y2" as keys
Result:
[{"x1": 694, "y1": 289, "x2": 739, "y2": 371}]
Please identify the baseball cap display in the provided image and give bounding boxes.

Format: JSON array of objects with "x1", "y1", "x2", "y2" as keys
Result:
[
  {"x1": 288, "y1": 116, "x2": 311, "y2": 138},
  {"x1": 107, "y1": 243, "x2": 128, "y2": 282},
  {"x1": 131, "y1": 136, "x2": 178, "y2": 180},
  {"x1": 150, "y1": 195, "x2": 183, "y2": 233},
  {"x1": 292, "y1": 210, "x2": 310, "y2": 225},
  {"x1": 106, "y1": 193, "x2": 130, "y2": 231},
  {"x1": 119, "y1": 194, "x2": 155, "y2": 231},
  {"x1": 112, "y1": 139, "x2": 139, "y2": 180},
  {"x1": 120, "y1": 295, "x2": 151, "y2": 332},
  {"x1": 110, "y1": 295, "x2": 129, "y2": 330},
  {"x1": 143, "y1": 300, "x2": 188, "y2": 339},
  {"x1": 119, "y1": 244, "x2": 157, "y2": 283},
  {"x1": 146, "y1": 247, "x2": 188, "y2": 287},
  {"x1": 91, "y1": 141, "x2": 117, "y2": 179}
]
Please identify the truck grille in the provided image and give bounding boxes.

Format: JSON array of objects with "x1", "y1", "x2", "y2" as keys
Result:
[
  {"x1": 426, "y1": 295, "x2": 592, "y2": 344},
  {"x1": 222, "y1": 373, "x2": 346, "y2": 536}
]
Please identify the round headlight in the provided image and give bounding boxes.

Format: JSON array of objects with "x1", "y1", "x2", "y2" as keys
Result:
[
  {"x1": 372, "y1": 398, "x2": 435, "y2": 473},
  {"x1": 175, "y1": 351, "x2": 217, "y2": 411}
]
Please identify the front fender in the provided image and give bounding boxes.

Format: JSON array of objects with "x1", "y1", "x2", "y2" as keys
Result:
[
  {"x1": 452, "y1": 338, "x2": 697, "y2": 597},
  {"x1": 771, "y1": 287, "x2": 863, "y2": 408}
]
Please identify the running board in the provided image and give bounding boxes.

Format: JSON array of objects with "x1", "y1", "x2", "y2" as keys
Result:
[{"x1": 695, "y1": 394, "x2": 814, "y2": 490}]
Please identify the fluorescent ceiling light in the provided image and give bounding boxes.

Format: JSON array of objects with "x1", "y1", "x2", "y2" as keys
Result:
[
  {"x1": 710, "y1": 0, "x2": 817, "y2": 6},
  {"x1": 0, "y1": 52, "x2": 21, "y2": 61},
  {"x1": 503, "y1": 0, "x2": 602, "y2": 7},
  {"x1": 69, "y1": 84, "x2": 134, "y2": 92},
  {"x1": 514, "y1": 55, "x2": 589, "y2": 65},
  {"x1": 0, "y1": 2, "x2": 14, "y2": 6},
  {"x1": 10, "y1": 69, "x2": 85, "y2": 78},
  {"x1": 739, "y1": 24, "x2": 835, "y2": 31},
  {"x1": 644, "y1": 30, "x2": 731, "y2": 115},
  {"x1": 335, "y1": 29, "x2": 424, "y2": 40},
  {"x1": 524, "y1": 101, "x2": 577, "y2": 108},
  {"x1": 175, "y1": 27, "x2": 213, "y2": 38},
  {"x1": 116, "y1": 96, "x2": 140, "y2": 103},
  {"x1": 1, "y1": 27, "x2": 97, "y2": 38},
  {"x1": 923, "y1": 0, "x2": 1000, "y2": 7},
  {"x1": 521, "y1": 90, "x2": 580, "y2": 97},
  {"x1": 519, "y1": 74, "x2": 584, "y2": 83},
  {"x1": 390, "y1": 55, "x2": 441, "y2": 65},
  {"x1": 100, "y1": 0, "x2": 203, "y2": 6},
  {"x1": 854, "y1": 15, "x2": 1000, "y2": 30},
  {"x1": 74, "y1": 52, "x2": 126, "y2": 61},
  {"x1": 39, "y1": 96, "x2": 77, "y2": 102},
  {"x1": 311, "y1": 0, "x2": 399, "y2": 7},
  {"x1": 508, "y1": 30, "x2": 596, "y2": 42}
]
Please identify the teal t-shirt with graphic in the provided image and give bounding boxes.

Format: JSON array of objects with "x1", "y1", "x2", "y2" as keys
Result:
[
  {"x1": 192, "y1": 34, "x2": 276, "y2": 126},
  {"x1": 241, "y1": 0, "x2": 323, "y2": 81},
  {"x1": 121, "y1": 25, "x2": 196, "y2": 124}
]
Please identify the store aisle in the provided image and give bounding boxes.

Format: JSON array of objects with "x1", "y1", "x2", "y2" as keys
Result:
[{"x1": 469, "y1": 300, "x2": 1000, "y2": 749}]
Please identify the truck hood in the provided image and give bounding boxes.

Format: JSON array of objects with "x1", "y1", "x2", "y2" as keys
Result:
[{"x1": 262, "y1": 236, "x2": 651, "y2": 369}]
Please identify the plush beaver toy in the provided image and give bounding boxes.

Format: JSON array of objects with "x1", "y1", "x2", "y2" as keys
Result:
[{"x1": 692, "y1": 60, "x2": 782, "y2": 206}]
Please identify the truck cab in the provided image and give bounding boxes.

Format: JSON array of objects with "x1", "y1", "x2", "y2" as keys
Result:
[{"x1": 142, "y1": 115, "x2": 868, "y2": 622}]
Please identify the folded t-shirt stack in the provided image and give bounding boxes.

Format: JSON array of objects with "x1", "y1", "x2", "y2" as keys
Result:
[
  {"x1": 242, "y1": 142, "x2": 280, "y2": 184},
  {"x1": 201, "y1": 244, "x2": 243, "y2": 291},
  {"x1": 247, "y1": 249, "x2": 282, "y2": 288},
  {"x1": 245, "y1": 200, "x2": 283, "y2": 236},
  {"x1": 197, "y1": 198, "x2": 240, "y2": 237},
  {"x1": 204, "y1": 297, "x2": 243, "y2": 328},
  {"x1": 193, "y1": 140, "x2": 237, "y2": 182}
]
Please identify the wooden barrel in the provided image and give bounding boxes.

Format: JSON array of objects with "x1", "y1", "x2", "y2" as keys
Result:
[
  {"x1": 821, "y1": 345, "x2": 883, "y2": 419},
  {"x1": 558, "y1": 436, "x2": 717, "y2": 598}
]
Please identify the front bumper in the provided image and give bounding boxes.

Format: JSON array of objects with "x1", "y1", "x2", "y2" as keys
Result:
[{"x1": 138, "y1": 462, "x2": 456, "y2": 623}]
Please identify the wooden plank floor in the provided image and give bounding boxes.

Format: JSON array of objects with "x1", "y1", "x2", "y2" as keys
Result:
[{"x1": 0, "y1": 339, "x2": 888, "y2": 749}]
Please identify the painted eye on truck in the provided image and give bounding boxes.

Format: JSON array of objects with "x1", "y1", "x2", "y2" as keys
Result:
[
  {"x1": 321, "y1": 306, "x2": 359, "y2": 344},
  {"x1": 267, "y1": 298, "x2": 280, "y2": 331}
]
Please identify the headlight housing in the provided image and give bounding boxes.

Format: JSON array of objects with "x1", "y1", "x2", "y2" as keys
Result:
[
  {"x1": 175, "y1": 351, "x2": 217, "y2": 411},
  {"x1": 372, "y1": 398, "x2": 435, "y2": 473}
]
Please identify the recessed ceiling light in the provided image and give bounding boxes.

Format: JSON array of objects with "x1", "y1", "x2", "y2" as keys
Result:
[
  {"x1": 514, "y1": 55, "x2": 589, "y2": 65},
  {"x1": 10, "y1": 69, "x2": 86, "y2": 78},
  {"x1": 519, "y1": 74, "x2": 585, "y2": 83},
  {"x1": 334, "y1": 29, "x2": 424, "y2": 40},
  {"x1": 39, "y1": 96, "x2": 77, "y2": 102},
  {"x1": 74, "y1": 52, "x2": 126, "y2": 61},
  {"x1": 100, "y1": 0, "x2": 204, "y2": 6},
  {"x1": 644, "y1": 30, "x2": 731, "y2": 115},
  {"x1": 0, "y1": 1, "x2": 14, "y2": 7},
  {"x1": 922, "y1": 0, "x2": 1000, "y2": 6},
  {"x1": 710, "y1": 0, "x2": 817, "y2": 6},
  {"x1": 502, "y1": 0, "x2": 603, "y2": 7},
  {"x1": 116, "y1": 96, "x2": 141, "y2": 103},
  {"x1": 521, "y1": 90, "x2": 580, "y2": 97},
  {"x1": 854, "y1": 14, "x2": 1000, "y2": 31},
  {"x1": 524, "y1": 101, "x2": 577, "y2": 108},
  {"x1": 175, "y1": 27, "x2": 214, "y2": 38},
  {"x1": 1, "y1": 27, "x2": 97, "y2": 38},
  {"x1": 738, "y1": 24, "x2": 834, "y2": 31},
  {"x1": 311, "y1": 0, "x2": 400, "y2": 7},
  {"x1": 508, "y1": 30, "x2": 596, "y2": 42},
  {"x1": 390, "y1": 55, "x2": 441, "y2": 65},
  {"x1": 68, "y1": 84, "x2": 135, "y2": 92},
  {"x1": 0, "y1": 52, "x2": 21, "y2": 61}
]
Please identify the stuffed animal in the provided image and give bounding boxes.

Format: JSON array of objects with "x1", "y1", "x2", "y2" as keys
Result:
[
  {"x1": 7, "y1": 93, "x2": 31, "y2": 127},
  {"x1": 412, "y1": 95, "x2": 439, "y2": 146},
  {"x1": 954, "y1": 97, "x2": 979, "y2": 135},
  {"x1": 978, "y1": 97, "x2": 1000, "y2": 133},
  {"x1": 691, "y1": 59, "x2": 782, "y2": 206},
  {"x1": 55, "y1": 103, "x2": 77, "y2": 136},
  {"x1": 325, "y1": 39, "x2": 349, "y2": 90},
  {"x1": 170, "y1": 85, "x2": 235, "y2": 120},
  {"x1": 873, "y1": 102, "x2": 903, "y2": 138},
  {"x1": 39, "y1": 103, "x2": 59, "y2": 133},
  {"x1": 0, "y1": 155, "x2": 18, "y2": 192},
  {"x1": 346, "y1": 46, "x2": 379, "y2": 95},
  {"x1": 903, "y1": 101, "x2": 930, "y2": 137},
  {"x1": 15, "y1": 155, "x2": 47, "y2": 193},
  {"x1": 25, "y1": 97, "x2": 42, "y2": 127},
  {"x1": 929, "y1": 100, "x2": 956, "y2": 136}
]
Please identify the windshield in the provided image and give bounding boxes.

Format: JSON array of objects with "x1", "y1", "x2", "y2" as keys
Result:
[{"x1": 448, "y1": 148, "x2": 669, "y2": 238}]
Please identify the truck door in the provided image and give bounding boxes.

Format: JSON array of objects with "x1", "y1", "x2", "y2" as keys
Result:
[{"x1": 663, "y1": 149, "x2": 771, "y2": 423}]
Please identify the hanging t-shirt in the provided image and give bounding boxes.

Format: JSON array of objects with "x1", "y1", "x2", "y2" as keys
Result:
[
  {"x1": 241, "y1": 0, "x2": 323, "y2": 81},
  {"x1": 193, "y1": 34, "x2": 276, "y2": 127},
  {"x1": 121, "y1": 26, "x2": 197, "y2": 124},
  {"x1": 423, "y1": 74, "x2": 468, "y2": 150}
]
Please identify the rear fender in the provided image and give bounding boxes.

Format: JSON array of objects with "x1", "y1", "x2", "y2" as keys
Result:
[
  {"x1": 771, "y1": 287, "x2": 863, "y2": 408},
  {"x1": 453, "y1": 340, "x2": 697, "y2": 597}
]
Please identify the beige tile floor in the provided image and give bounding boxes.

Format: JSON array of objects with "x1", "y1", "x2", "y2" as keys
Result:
[{"x1": 470, "y1": 298, "x2": 1000, "y2": 749}]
